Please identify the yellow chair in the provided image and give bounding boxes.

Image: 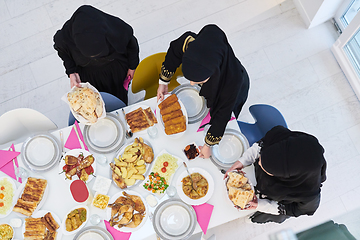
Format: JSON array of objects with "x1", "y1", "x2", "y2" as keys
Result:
[{"x1": 132, "y1": 52, "x2": 183, "y2": 100}]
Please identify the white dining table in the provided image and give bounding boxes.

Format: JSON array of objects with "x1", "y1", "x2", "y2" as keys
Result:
[{"x1": 0, "y1": 97, "x2": 257, "y2": 240}]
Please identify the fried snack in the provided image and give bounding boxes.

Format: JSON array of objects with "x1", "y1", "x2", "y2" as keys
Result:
[
  {"x1": 41, "y1": 212, "x2": 59, "y2": 233},
  {"x1": 158, "y1": 94, "x2": 178, "y2": 110},
  {"x1": 67, "y1": 87, "x2": 103, "y2": 124},
  {"x1": 160, "y1": 101, "x2": 181, "y2": 115},
  {"x1": 162, "y1": 109, "x2": 183, "y2": 122},
  {"x1": 164, "y1": 115, "x2": 185, "y2": 128},
  {"x1": 44, "y1": 230, "x2": 57, "y2": 240},
  {"x1": 164, "y1": 121, "x2": 186, "y2": 135},
  {"x1": 24, "y1": 218, "x2": 46, "y2": 239},
  {"x1": 13, "y1": 178, "x2": 47, "y2": 216},
  {"x1": 125, "y1": 107, "x2": 151, "y2": 133},
  {"x1": 143, "y1": 107, "x2": 157, "y2": 126}
]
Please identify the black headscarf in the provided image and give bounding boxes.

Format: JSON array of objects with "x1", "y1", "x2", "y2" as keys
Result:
[
  {"x1": 181, "y1": 25, "x2": 248, "y2": 119},
  {"x1": 256, "y1": 126, "x2": 327, "y2": 202}
]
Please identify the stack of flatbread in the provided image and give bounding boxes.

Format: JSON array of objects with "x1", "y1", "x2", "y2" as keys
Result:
[
  {"x1": 125, "y1": 107, "x2": 157, "y2": 133},
  {"x1": 158, "y1": 94, "x2": 186, "y2": 135},
  {"x1": 13, "y1": 177, "x2": 47, "y2": 216},
  {"x1": 23, "y1": 212, "x2": 59, "y2": 240},
  {"x1": 67, "y1": 87, "x2": 103, "y2": 124},
  {"x1": 226, "y1": 172, "x2": 254, "y2": 209}
]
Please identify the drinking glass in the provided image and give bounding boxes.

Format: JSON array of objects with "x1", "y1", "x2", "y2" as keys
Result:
[
  {"x1": 96, "y1": 154, "x2": 108, "y2": 166},
  {"x1": 89, "y1": 214, "x2": 101, "y2": 225},
  {"x1": 147, "y1": 126, "x2": 158, "y2": 139},
  {"x1": 15, "y1": 167, "x2": 29, "y2": 180},
  {"x1": 166, "y1": 185, "x2": 176, "y2": 197}
]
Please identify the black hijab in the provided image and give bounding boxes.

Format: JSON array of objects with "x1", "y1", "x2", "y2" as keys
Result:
[
  {"x1": 55, "y1": 5, "x2": 134, "y2": 59},
  {"x1": 255, "y1": 126, "x2": 327, "y2": 202},
  {"x1": 181, "y1": 25, "x2": 246, "y2": 118}
]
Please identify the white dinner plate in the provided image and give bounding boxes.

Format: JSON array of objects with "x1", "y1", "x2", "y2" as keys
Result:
[
  {"x1": 171, "y1": 84, "x2": 208, "y2": 124},
  {"x1": 13, "y1": 176, "x2": 49, "y2": 217},
  {"x1": 152, "y1": 199, "x2": 196, "y2": 240},
  {"x1": 142, "y1": 149, "x2": 184, "y2": 199},
  {"x1": 106, "y1": 190, "x2": 148, "y2": 232},
  {"x1": 61, "y1": 205, "x2": 89, "y2": 235},
  {"x1": 58, "y1": 149, "x2": 97, "y2": 184},
  {"x1": 0, "y1": 176, "x2": 17, "y2": 218},
  {"x1": 74, "y1": 226, "x2": 114, "y2": 240},
  {"x1": 175, "y1": 167, "x2": 214, "y2": 206},
  {"x1": 156, "y1": 94, "x2": 188, "y2": 139},
  {"x1": 111, "y1": 138, "x2": 154, "y2": 189},
  {"x1": 83, "y1": 113, "x2": 125, "y2": 154},
  {"x1": 22, "y1": 210, "x2": 62, "y2": 239},
  {"x1": 21, "y1": 133, "x2": 61, "y2": 172},
  {"x1": 210, "y1": 129, "x2": 249, "y2": 169}
]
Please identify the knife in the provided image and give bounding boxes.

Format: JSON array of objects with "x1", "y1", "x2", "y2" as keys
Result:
[
  {"x1": 59, "y1": 130, "x2": 65, "y2": 162},
  {"x1": 73, "y1": 125, "x2": 85, "y2": 150}
]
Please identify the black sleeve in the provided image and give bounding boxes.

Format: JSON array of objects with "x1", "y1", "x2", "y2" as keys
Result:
[
  {"x1": 160, "y1": 31, "x2": 197, "y2": 82},
  {"x1": 53, "y1": 39, "x2": 77, "y2": 76},
  {"x1": 126, "y1": 35, "x2": 140, "y2": 70},
  {"x1": 282, "y1": 194, "x2": 321, "y2": 217}
]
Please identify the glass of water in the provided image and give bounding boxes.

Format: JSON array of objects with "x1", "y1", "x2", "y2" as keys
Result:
[
  {"x1": 147, "y1": 126, "x2": 158, "y2": 139},
  {"x1": 89, "y1": 214, "x2": 101, "y2": 225},
  {"x1": 166, "y1": 185, "x2": 177, "y2": 197},
  {"x1": 95, "y1": 154, "x2": 108, "y2": 166},
  {"x1": 15, "y1": 167, "x2": 29, "y2": 180}
]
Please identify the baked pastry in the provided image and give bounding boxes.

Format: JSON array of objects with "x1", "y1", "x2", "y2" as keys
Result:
[
  {"x1": 13, "y1": 177, "x2": 47, "y2": 216},
  {"x1": 24, "y1": 218, "x2": 47, "y2": 239},
  {"x1": 41, "y1": 212, "x2": 59, "y2": 233},
  {"x1": 67, "y1": 87, "x2": 103, "y2": 123},
  {"x1": 159, "y1": 94, "x2": 186, "y2": 135},
  {"x1": 125, "y1": 107, "x2": 157, "y2": 133},
  {"x1": 228, "y1": 187, "x2": 254, "y2": 209},
  {"x1": 226, "y1": 171, "x2": 248, "y2": 189}
]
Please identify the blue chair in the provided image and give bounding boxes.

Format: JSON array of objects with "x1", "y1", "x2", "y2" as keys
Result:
[
  {"x1": 237, "y1": 104, "x2": 287, "y2": 146},
  {"x1": 68, "y1": 92, "x2": 126, "y2": 126}
]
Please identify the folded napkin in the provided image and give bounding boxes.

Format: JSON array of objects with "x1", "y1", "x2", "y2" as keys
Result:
[
  {"x1": 123, "y1": 76, "x2": 131, "y2": 91},
  {"x1": 64, "y1": 121, "x2": 89, "y2": 151},
  {"x1": 0, "y1": 144, "x2": 21, "y2": 183},
  {"x1": 192, "y1": 203, "x2": 214, "y2": 234},
  {"x1": 197, "y1": 111, "x2": 236, "y2": 132},
  {"x1": 105, "y1": 220, "x2": 132, "y2": 240}
]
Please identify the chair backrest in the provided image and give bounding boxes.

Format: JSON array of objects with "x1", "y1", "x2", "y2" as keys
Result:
[
  {"x1": 238, "y1": 104, "x2": 287, "y2": 146},
  {"x1": 68, "y1": 92, "x2": 126, "y2": 126},
  {"x1": 0, "y1": 108, "x2": 58, "y2": 145},
  {"x1": 132, "y1": 52, "x2": 183, "y2": 100}
]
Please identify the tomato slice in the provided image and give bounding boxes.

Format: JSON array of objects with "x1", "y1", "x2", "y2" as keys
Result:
[
  {"x1": 161, "y1": 167, "x2": 167, "y2": 173},
  {"x1": 163, "y1": 161, "x2": 169, "y2": 167}
]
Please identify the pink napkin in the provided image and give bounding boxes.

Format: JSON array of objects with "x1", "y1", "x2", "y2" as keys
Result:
[
  {"x1": 123, "y1": 76, "x2": 131, "y2": 91},
  {"x1": 64, "y1": 121, "x2": 89, "y2": 151},
  {"x1": 192, "y1": 203, "x2": 214, "y2": 234},
  {"x1": 197, "y1": 112, "x2": 236, "y2": 132},
  {"x1": 104, "y1": 220, "x2": 132, "y2": 240},
  {"x1": 0, "y1": 144, "x2": 21, "y2": 183}
]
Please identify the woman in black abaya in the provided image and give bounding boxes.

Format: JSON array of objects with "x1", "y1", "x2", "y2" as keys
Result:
[
  {"x1": 157, "y1": 24, "x2": 250, "y2": 158},
  {"x1": 225, "y1": 126, "x2": 327, "y2": 224},
  {"x1": 53, "y1": 5, "x2": 139, "y2": 104}
]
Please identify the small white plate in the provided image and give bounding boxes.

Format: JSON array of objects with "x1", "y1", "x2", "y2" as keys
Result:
[
  {"x1": 156, "y1": 94, "x2": 188, "y2": 139},
  {"x1": 61, "y1": 205, "x2": 89, "y2": 235},
  {"x1": 0, "y1": 176, "x2": 17, "y2": 218},
  {"x1": 58, "y1": 149, "x2": 97, "y2": 184},
  {"x1": 22, "y1": 210, "x2": 62, "y2": 239},
  {"x1": 176, "y1": 167, "x2": 214, "y2": 206},
  {"x1": 13, "y1": 176, "x2": 49, "y2": 217},
  {"x1": 106, "y1": 190, "x2": 148, "y2": 232}
]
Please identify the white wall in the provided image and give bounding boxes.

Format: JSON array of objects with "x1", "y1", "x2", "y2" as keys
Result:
[{"x1": 293, "y1": 0, "x2": 343, "y2": 28}]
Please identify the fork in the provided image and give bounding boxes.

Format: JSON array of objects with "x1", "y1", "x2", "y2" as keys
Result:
[
  {"x1": 59, "y1": 130, "x2": 65, "y2": 162},
  {"x1": 120, "y1": 109, "x2": 133, "y2": 139}
]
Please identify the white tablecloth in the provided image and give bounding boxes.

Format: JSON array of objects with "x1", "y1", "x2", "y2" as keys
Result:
[{"x1": 0, "y1": 97, "x2": 256, "y2": 240}]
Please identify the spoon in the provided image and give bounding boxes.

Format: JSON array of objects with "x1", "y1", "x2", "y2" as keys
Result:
[
  {"x1": 183, "y1": 162, "x2": 197, "y2": 191},
  {"x1": 117, "y1": 109, "x2": 133, "y2": 139}
]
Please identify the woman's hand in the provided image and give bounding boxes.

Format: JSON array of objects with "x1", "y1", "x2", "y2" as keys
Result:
[
  {"x1": 157, "y1": 84, "x2": 168, "y2": 102},
  {"x1": 198, "y1": 145, "x2": 211, "y2": 159},
  {"x1": 224, "y1": 161, "x2": 244, "y2": 179},
  {"x1": 69, "y1": 73, "x2": 81, "y2": 88},
  {"x1": 245, "y1": 195, "x2": 258, "y2": 210},
  {"x1": 127, "y1": 69, "x2": 135, "y2": 80}
]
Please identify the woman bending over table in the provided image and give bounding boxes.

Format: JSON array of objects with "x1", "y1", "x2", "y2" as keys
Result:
[
  {"x1": 157, "y1": 24, "x2": 250, "y2": 158},
  {"x1": 225, "y1": 126, "x2": 327, "y2": 224},
  {"x1": 53, "y1": 5, "x2": 139, "y2": 105}
]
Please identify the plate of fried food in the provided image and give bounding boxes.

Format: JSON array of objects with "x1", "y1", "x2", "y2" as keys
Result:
[
  {"x1": 59, "y1": 149, "x2": 96, "y2": 183},
  {"x1": 22, "y1": 210, "x2": 61, "y2": 239},
  {"x1": 62, "y1": 82, "x2": 105, "y2": 125},
  {"x1": 225, "y1": 171, "x2": 255, "y2": 209},
  {"x1": 0, "y1": 176, "x2": 17, "y2": 218},
  {"x1": 13, "y1": 176, "x2": 48, "y2": 217},
  {"x1": 156, "y1": 94, "x2": 188, "y2": 139},
  {"x1": 123, "y1": 105, "x2": 157, "y2": 134},
  {"x1": 106, "y1": 190, "x2": 148, "y2": 232},
  {"x1": 61, "y1": 205, "x2": 89, "y2": 235},
  {"x1": 142, "y1": 150, "x2": 182, "y2": 198},
  {"x1": 110, "y1": 137, "x2": 154, "y2": 189},
  {"x1": 176, "y1": 167, "x2": 214, "y2": 205}
]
